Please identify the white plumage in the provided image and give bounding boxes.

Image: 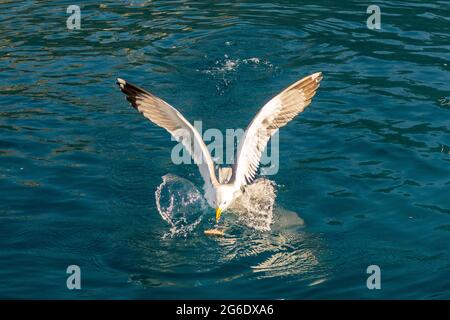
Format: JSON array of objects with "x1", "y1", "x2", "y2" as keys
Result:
[{"x1": 117, "y1": 72, "x2": 322, "y2": 222}]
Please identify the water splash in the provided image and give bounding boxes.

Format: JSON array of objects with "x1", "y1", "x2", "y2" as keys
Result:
[
  {"x1": 155, "y1": 174, "x2": 208, "y2": 238},
  {"x1": 148, "y1": 176, "x2": 325, "y2": 285},
  {"x1": 198, "y1": 54, "x2": 276, "y2": 94},
  {"x1": 203, "y1": 55, "x2": 274, "y2": 74},
  {"x1": 155, "y1": 175, "x2": 278, "y2": 235},
  {"x1": 229, "y1": 178, "x2": 277, "y2": 231}
]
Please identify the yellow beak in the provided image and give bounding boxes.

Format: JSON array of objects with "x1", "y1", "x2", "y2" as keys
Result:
[{"x1": 215, "y1": 207, "x2": 222, "y2": 223}]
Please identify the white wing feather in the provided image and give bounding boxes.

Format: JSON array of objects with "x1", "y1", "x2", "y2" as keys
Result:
[
  {"x1": 231, "y1": 72, "x2": 323, "y2": 189},
  {"x1": 116, "y1": 78, "x2": 219, "y2": 192}
]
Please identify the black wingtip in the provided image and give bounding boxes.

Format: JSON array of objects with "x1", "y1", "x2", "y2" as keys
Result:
[{"x1": 116, "y1": 78, "x2": 126, "y2": 88}]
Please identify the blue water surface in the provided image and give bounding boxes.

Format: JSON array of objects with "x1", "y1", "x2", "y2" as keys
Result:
[{"x1": 0, "y1": 0, "x2": 449, "y2": 299}]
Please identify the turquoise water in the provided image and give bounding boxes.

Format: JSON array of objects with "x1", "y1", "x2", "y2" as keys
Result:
[{"x1": 1, "y1": 1, "x2": 449, "y2": 299}]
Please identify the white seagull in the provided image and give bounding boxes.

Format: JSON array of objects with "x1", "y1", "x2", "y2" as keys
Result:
[{"x1": 117, "y1": 72, "x2": 322, "y2": 223}]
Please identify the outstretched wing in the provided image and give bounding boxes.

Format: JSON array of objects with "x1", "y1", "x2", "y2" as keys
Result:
[
  {"x1": 116, "y1": 78, "x2": 219, "y2": 190},
  {"x1": 230, "y1": 72, "x2": 323, "y2": 189}
]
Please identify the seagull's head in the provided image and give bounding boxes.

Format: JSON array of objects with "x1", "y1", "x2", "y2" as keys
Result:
[{"x1": 214, "y1": 185, "x2": 236, "y2": 223}]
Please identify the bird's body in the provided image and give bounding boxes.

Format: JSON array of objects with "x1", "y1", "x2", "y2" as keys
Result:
[{"x1": 117, "y1": 72, "x2": 322, "y2": 223}]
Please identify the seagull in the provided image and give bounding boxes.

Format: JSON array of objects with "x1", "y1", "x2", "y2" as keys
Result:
[{"x1": 116, "y1": 72, "x2": 322, "y2": 223}]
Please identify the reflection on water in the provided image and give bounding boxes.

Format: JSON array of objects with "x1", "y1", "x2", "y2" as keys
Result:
[
  {"x1": 218, "y1": 226, "x2": 327, "y2": 283},
  {"x1": 126, "y1": 212, "x2": 328, "y2": 290}
]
